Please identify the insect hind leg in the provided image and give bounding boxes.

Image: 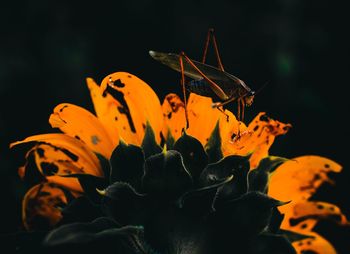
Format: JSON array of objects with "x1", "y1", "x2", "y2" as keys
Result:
[
  {"x1": 179, "y1": 53, "x2": 189, "y2": 129},
  {"x1": 202, "y1": 28, "x2": 225, "y2": 72}
]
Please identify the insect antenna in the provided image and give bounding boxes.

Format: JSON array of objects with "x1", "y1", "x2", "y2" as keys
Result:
[{"x1": 254, "y1": 80, "x2": 270, "y2": 96}]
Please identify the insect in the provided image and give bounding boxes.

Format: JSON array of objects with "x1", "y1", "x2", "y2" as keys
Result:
[{"x1": 149, "y1": 28, "x2": 255, "y2": 130}]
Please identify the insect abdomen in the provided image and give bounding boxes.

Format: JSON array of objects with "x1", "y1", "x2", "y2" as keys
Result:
[{"x1": 187, "y1": 79, "x2": 216, "y2": 98}]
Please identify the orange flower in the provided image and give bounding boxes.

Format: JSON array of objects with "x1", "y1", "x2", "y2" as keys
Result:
[{"x1": 11, "y1": 72, "x2": 347, "y2": 254}]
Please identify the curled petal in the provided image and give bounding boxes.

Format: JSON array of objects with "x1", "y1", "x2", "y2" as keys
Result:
[
  {"x1": 11, "y1": 133, "x2": 103, "y2": 177},
  {"x1": 286, "y1": 201, "x2": 349, "y2": 227},
  {"x1": 292, "y1": 231, "x2": 337, "y2": 254},
  {"x1": 22, "y1": 183, "x2": 68, "y2": 230},
  {"x1": 268, "y1": 155, "x2": 342, "y2": 203},
  {"x1": 49, "y1": 103, "x2": 114, "y2": 158},
  {"x1": 99, "y1": 72, "x2": 163, "y2": 145},
  {"x1": 225, "y1": 112, "x2": 291, "y2": 168}
]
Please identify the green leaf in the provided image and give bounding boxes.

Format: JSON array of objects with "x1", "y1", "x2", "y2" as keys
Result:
[
  {"x1": 110, "y1": 141, "x2": 145, "y2": 190},
  {"x1": 141, "y1": 121, "x2": 162, "y2": 158},
  {"x1": 173, "y1": 131, "x2": 208, "y2": 180},
  {"x1": 248, "y1": 156, "x2": 289, "y2": 193},
  {"x1": 204, "y1": 121, "x2": 223, "y2": 163}
]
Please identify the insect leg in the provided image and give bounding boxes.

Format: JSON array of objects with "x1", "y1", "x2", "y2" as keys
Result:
[
  {"x1": 240, "y1": 98, "x2": 245, "y2": 122},
  {"x1": 180, "y1": 52, "x2": 229, "y2": 101},
  {"x1": 216, "y1": 106, "x2": 229, "y2": 122},
  {"x1": 179, "y1": 54, "x2": 189, "y2": 129},
  {"x1": 202, "y1": 29, "x2": 212, "y2": 64},
  {"x1": 201, "y1": 28, "x2": 225, "y2": 72}
]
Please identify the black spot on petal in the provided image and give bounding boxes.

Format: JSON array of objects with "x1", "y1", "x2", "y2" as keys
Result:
[
  {"x1": 41, "y1": 162, "x2": 59, "y2": 176},
  {"x1": 113, "y1": 79, "x2": 125, "y2": 88},
  {"x1": 259, "y1": 114, "x2": 269, "y2": 122},
  {"x1": 317, "y1": 204, "x2": 324, "y2": 209}
]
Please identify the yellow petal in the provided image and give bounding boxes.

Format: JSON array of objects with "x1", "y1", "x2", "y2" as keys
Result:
[
  {"x1": 99, "y1": 72, "x2": 163, "y2": 145},
  {"x1": 268, "y1": 155, "x2": 342, "y2": 203},
  {"x1": 10, "y1": 133, "x2": 102, "y2": 177},
  {"x1": 49, "y1": 103, "x2": 114, "y2": 158},
  {"x1": 225, "y1": 112, "x2": 291, "y2": 168},
  {"x1": 292, "y1": 231, "x2": 337, "y2": 254},
  {"x1": 22, "y1": 183, "x2": 68, "y2": 230}
]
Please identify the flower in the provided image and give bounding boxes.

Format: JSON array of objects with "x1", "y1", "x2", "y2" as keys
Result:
[{"x1": 11, "y1": 72, "x2": 348, "y2": 254}]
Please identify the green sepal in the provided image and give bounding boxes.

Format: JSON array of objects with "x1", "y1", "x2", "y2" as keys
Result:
[
  {"x1": 248, "y1": 156, "x2": 289, "y2": 193},
  {"x1": 215, "y1": 192, "x2": 290, "y2": 236},
  {"x1": 280, "y1": 229, "x2": 315, "y2": 243},
  {"x1": 110, "y1": 140, "x2": 145, "y2": 190},
  {"x1": 63, "y1": 174, "x2": 108, "y2": 204},
  {"x1": 248, "y1": 233, "x2": 297, "y2": 254},
  {"x1": 58, "y1": 196, "x2": 103, "y2": 226},
  {"x1": 267, "y1": 207, "x2": 285, "y2": 234},
  {"x1": 142, "y1": 150, "x2": 193, "y2": 199},
  {"x1": 204, "y1": 121, "x2": 223, "y2": 163},
  {"x1": 141, "y1": 121, "x2": 162, "y2": 158},
  {"x1": 94, "y1": 152, "x2": 111, "y2": 181},
  {"x1": 101, "y1": 182, "x2": 147, "y2": 225},
  {"x1": 199, "y1": 154, "x2": 251, "y2": 200},
  {"x1": 173, "y1": 131, "x2": 208, "y2": 180},
  {"x1": 165, "y1": 129, "x2": 175, "y2": 150},
  {"x1": 177, "y1": 175, "x2": 234, "y2": 215},
  {"x1": 43, "y1": 217, "x2": 150, "y2": 254}
]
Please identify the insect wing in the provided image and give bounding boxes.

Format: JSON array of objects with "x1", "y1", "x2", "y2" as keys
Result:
[{"x1": 149, "y1": 51, "x2": 232, "y2": 82}]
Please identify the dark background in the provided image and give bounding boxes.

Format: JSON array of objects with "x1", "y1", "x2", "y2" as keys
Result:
[{"x1": 0, "y1": 0, "x2": 349, "y2": 252}]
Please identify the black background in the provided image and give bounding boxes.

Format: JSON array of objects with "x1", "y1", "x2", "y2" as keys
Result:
[{"x1": 0, "y1": 0, "x2": 349, "y2": 252}]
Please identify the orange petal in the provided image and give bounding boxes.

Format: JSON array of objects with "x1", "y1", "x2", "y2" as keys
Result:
[
  {"x1": 268, "y1": 155, "x2": 342, "y2": 203},
  {"x1": 186, "y1": 93, "x2": 224, "y2": 144},
  {"x1": 46, "y1": 175, "x2": 83, "y2": 193},
  {"x1": 98, "y1": 72, "x2": 163, "y2": 145},
  {"x1": 86, "y1": 77, "x2": 126, "y2": 146},
  {"x1": 49, "y1": 103, "x2": 114, "y2": 158},
  {"x1": 162, "y1": 93, "x2": 244, "y2": 146},
  {"x1": 10, "y1": 133, "x2": 102, "y2": 177},
  {"x1": 292, "y1": 231, "x2": 337, "y2": 254},
  {"x1": 161, "y1": 93, "x2": 187, "y2": 141},
  {"x1": 22, "y1": 183, "x2": 68, "y2": 230},
  {"x1": 288, "y1": 201, "x2": 348, "y2": 226},
  {"x1": 225, "y1": 112, "x2": 291, "y2": 168}
]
